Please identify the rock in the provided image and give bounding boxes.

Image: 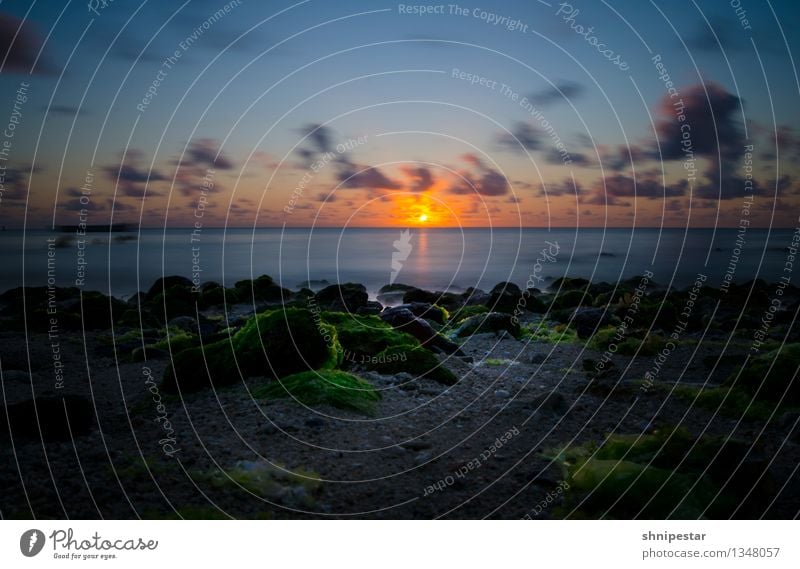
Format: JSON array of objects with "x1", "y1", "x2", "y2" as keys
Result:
[
  {"x1": 356, "y1": 301, "x2": 384, "y2": 316},
  {"x1": 131, "y1": 346, "x2": 168, "y2": 362},
  {"x1": 162, "y1": 308, "x2": 341, "y2": 394},
  {"x1": 315, "y1": 283, "x2": 368, "y2": 312},
  {"x1": 571, "y1": 307, "x2": 615, "y2": 339},
  {"x1": 495, "y1": 389, "x2": 511, "y2": 399},
  {"x1": 529, "y1": 353, "x2": 547, "y2": 364},
  {"x1": 732, "y1": 343, "x2": 800, "y2": 405},
  {"x1": 487, "y1": 282, "x2": 525, "y2": 314},
  {"x1": 297, "y1": 279, "x2": 330, "y2": 290},
  {"x1": 146, "y1": 276, "x2": 193, "y2": 301},
  {"x1": 0, "y1": 395, "x2": 94, "y2": 441},
  {"x1": 324, "y1": 312, "x2": 418, "y2": 359},
  {"x1": 524, "y1": 390, "x2": 568, "y2": 415},
  {"x1": 550, "y1": 277, "x2": 590, "y2": 291},
  {"x1": 167, "y1": 315, "x2": 216, "y2": 336},
  {"x1": 551, "y1": 289, "x2": 588, "y2": 310},
  {"x1": 366, "y1": 346, "x2": 458, "y2": 385},
  {"x1": 380, "y1": 307, "x2": 463, "y2": 355},
  {"x1": 234, "y1": 275, "x2": 292, "y2": 304},
  {"x1": 453, "y1": 312, "x2": 521, "y2": 339},
  {"x1": 462, "y1": 287, "x2": 490, "y2": 306},
  {"x1": 376, "y1": 283, "x2": 416, "y2": 305},
  {"x1": 390, "y1": 302, "x2": 447, "y2": 324}
]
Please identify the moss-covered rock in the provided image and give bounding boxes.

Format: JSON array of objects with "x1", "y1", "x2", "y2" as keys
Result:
[
  {"x1": 252, "y1": 370, "x2": 379, "y2": 415},
  {"x1": 588, "y1": 327, "x2": 665, "y2": 356},
  {"x1": 231, "y1": 308, "x2": 341, "y2": 377},
  {"x1": 452, "y1": 312, "x2": 521, "y2": 338},
  {"x1": 315, "y1": 283, "x2": 368, "y2": 312},
  {"x1": 550, "y1": 289, "x2": 588, "y2": 310},
  {"x1": 367, "y1": 345, "x2": 458, "y2": 385},
  {"x1": 448, "y1": 304, "x2": 489, "y2": 325},
  {"x1": 162, "y1": 308, "x2": 341, "y2": 393},
  {"x1": 322, "y1": 312, "x2": 418, "y2": 359},
  {"x1": 234, "y1": 275, "x2": 292, "y2": 303},
  {"x1": 730, "y1": 343, "x2": 800, "y2": 405},
  {"x1": 550, "y1": 427, "x2": 773, "y2": 519}
]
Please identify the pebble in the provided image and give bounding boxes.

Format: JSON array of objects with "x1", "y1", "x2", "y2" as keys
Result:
[{"x1": 495, "y1": 389, "x2": 511, "y2": 399}]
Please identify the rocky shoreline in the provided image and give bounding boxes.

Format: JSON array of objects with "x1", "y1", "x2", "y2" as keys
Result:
[{"x1": 0, "y1": 275, "x2": 798, "y2": 519}]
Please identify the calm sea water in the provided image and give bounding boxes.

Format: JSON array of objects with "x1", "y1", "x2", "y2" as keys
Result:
[{"x1": 0, "y1": 227, "x2": 795, "y2": 299}]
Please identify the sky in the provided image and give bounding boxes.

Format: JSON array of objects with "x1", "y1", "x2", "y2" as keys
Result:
[{"x1": 0, "y1": 0, "x2": 799, "y2": 229}]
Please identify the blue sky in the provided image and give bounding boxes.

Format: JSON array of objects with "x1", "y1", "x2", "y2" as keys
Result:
[{"x1": 1, "y1": 0, "x2": 799, "y2": 228}]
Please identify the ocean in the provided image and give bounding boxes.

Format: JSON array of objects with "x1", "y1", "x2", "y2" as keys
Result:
[{"x1": 1, "y1": 227, "x2": 796, "y2": 299}]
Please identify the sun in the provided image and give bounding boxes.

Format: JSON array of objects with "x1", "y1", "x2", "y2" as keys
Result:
[{"x1": 418, "y1": 213, "x2": 429, "y2": 223}]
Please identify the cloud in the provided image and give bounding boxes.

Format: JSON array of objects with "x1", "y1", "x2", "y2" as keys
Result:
[
  {"x1": 655, "y1": 82, "x2": 743, "y2": 162},
  {"x1": 0, "y1": 12, "x2": 56, "y2": 74},
  {"x1": 653, "y1": 82, "x2": 753, "y2": 200},
  {"x1": 447, "y1": 155, "x2": 509, "y2": 197},
  {"x1": 185, "y1": 138, "x2": 234, "y2": 170},
  {"x1": 0, "y1": 166, "x2": 30, "y2": 200},
  {"x1": 298, "y1": 123, "x2": 334, "y2": 154},
  {"x1": 337, "y1": 160, "x2": 401, "y2": 190},
  {"x1": 581, "y1": 173, "x2": 687, "y2": 205},
  {"x1": 527, "y1": 81, "x2": 585, "y2": 106},
  {"x1": 544, "y1": 147, "x2": 592, "y2": 166},
  {"x1": 541, "y1": 177, "x2": 581, "y2": 197},
  {"x1": 167, "y1": 139, "x2": 234, "y2": 197},
  {"x1": 497, "y1": 122, "x2": 541, "y2": 152},
  {"x1": 104, "y1": 154, "x2": 166, "y2": 198},
  {"x1": 42, "y1": 105, "x2": 88, "y2": 117},
  {"x1": 402, "y1": 165, "x2": 436, "y2": 192}
]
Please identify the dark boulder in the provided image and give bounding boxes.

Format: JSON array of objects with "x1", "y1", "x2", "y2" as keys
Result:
[
  {"x1": 315, "y1": 283, "x2": 368, "y2": 312},
  {"x1": 380, "y1": 307, "x2": 464, "y2": 355},
  {"x1": 234, "y1": 275, "x2": 292, "y2": 303},
  {"x1": 390, "y1": 302, "x2": 447, "y2": 324},
  {"x1": 357, "y1": 301, "x2": 384, "y2": 316},
  {"x1": 146, "y1": 276, "x2": 193, "y2": 301},
  {"x1": 452, "y1": 312, "x2": 521, "y2": 339},
  {"x1": 571, "y1": 307, "x2": 615, "y2": 339}
]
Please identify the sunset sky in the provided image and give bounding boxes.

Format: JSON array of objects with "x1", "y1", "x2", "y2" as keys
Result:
[{"x1": 1, "y1": 0, "x2": 799, "y2": 229}]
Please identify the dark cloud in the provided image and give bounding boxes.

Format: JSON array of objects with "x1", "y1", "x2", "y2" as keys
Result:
[
  {"x1": 693, "y1": 169, "x2": 760, "y2": 200},
  {"x1": 0, "y1": 12, "x2": 56, "y2": 74},
  {"x1": 0, "y1": 167, "x2": 30, "y2": 201},
  {"x1": 654, "y1": 82, "x2": 751, "y2": 200},
  {"x1": 527, "y1": 81, "x2": 584, "y2": 106},
  {"x1": 497, "y1": 122, "x2": 541, "y2": 152},
  {"x1": 104, "y1": 155, "x2": 166, "y2": 199},
  {"x1": 581, "y1": 173, "x2": 687, "y2": 204},
  {"x1": 402, "y1": 166, "x2": 436, "y2": 192},
  {"x1": 43, "y1": 105, "x2": 88, "y2": 117},
  {"x1": 544, "y1": 147, "x2": 592, "y2": 167},
  {"x1": 448, "y1": 155, "x2": 509, "y2": 197},
  {"x1": 185, "y1": 139, "x2": 234, "y2": 170},
  {"x1": 655, "y1": 82, "x2": 743, "y2": 162},
  {"x1": 541, "y1": 177, "x2": 581, "y2": 197},
  {"x1": 337, "y1": 160, "x2": 401, "y2": 190},
  {"x1": 298, "y1": 123, "x2": 333, "y2": 154}
]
